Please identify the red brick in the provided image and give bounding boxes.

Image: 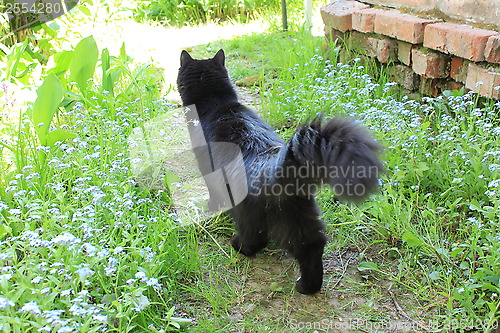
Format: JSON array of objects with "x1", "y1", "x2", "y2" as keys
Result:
[
  {"x1": 352, "y1": 8, "x2": 384, "y2": 33},
  {"x1": 389, "y1": 64, "x2": 421, "y2": 90},
  {"x1": 320, "y1": 1, "x2": 370, "y2": 32},
  {"x1": 374, "y1": 10, "x2": 437, "y2": 43},
  {"x1": 424, "y1": 22, "x2": 498, "y2": 61},
  {"x1": 397, "y1": 41, "x2": 414, "y2": 66},
  {"x1": 412, "y1": 48, "x2": 450, "y2": 78},
  {"x1": 324, "y1": 26, "x2": 347, "y2": 44},
  {"x1": 347, "y1": 32, "x2": 376, "y2": 58},
  {"x1": 368, "y1": 36, "x2": 398, "y2": 63},
  {"x1": 449, "y1": 57, "x2": 469, "y2": 83},
  {"x1": 349, "y1": 31, "x2": 397, "y2": 63},
  {"x1": 420, "y1": 77, "x2": 442, "y2": 97},
  {"x1": 374, "y1": 10, "x2": 399, "y2": 38},
  {"x1": 484, "y1": 35, "x2": 500, "y2": 64},
  {"x1": 439, "y1": 80, "x2": 464, "y2": 94},
  {"x1": 395, "y1": 15, "x2": 437, "y2": 44},
  {"x1": 465, "y1": 63, "x2": 500, "y2": 99}
]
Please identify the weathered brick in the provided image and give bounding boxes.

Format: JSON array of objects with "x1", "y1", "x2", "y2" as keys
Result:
[
  {"x1": 348, "y1": 31, "x2": 373, "y2": 56},
  {"x1": 320, "y1": 1, "x2": 370, "y2": 32},
  {"x1": 465, "y1": 63, "x2": 500, "y2": 99},
  {"x1": 397, "y1": 16, "x2": 437, "y2": 44},
  {"x1": 374, "y1": 10, "x2": 437, "y2": 43},
  {"x1": 352, "y1": 8, "x2": 384, "y2": 33},
  {"x1": 424, "y1": 22, "x2": 498, "y2": 61},
  {"x1": 449, "y1": 57, "x2": 469, "y2": 83},
  {"x1": 438, "y1": 79, "x2": 465, "y2": 94},
  {"x1": 369, "y1": 36, "x2": 398, "y2": 63},
  {"x1": 484, "y1": 35, "x2": 500, "y2": 64},
  {"x1": 347, "y1": 32, "x2": 397, "y2": 63},
  {"x1": 420, "y1": 77, "x2": 443, "y2": 97},
  {"x1": 374, "y1": 10, "x2": 399, "y2": 38},
  {"x1": 397, "y1": 41, "x2": 413, "y2": 66},
  {"x1": 389, "y1": 64, "x2": 421, "y2": 90},
  {"x1": 324, "y1": 26, "x2": 347, "y2": 44},
  {"x1": 412, "y1": 48, "x2": 450, "y2": 78}
]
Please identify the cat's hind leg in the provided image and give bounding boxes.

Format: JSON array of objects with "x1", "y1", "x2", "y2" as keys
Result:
[
  {"x1": 230, "y1": 205, "x2": 268, "y2": 257},
  {"x1": 271, "y1": 197, "x2": 327, "y2": 295}
]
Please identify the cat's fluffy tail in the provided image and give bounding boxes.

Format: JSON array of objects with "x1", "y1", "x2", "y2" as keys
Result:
[{"x1": 267, "y1": 117, "x2": 383, "y2": 201}]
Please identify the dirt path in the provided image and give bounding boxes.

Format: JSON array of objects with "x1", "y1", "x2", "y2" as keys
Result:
[{"x1": 181, "y1": 238, "x2": 432, "y2": 333}]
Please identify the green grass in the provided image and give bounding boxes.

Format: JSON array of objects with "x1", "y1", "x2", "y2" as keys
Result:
[
  {"x1": 130, "y1": 0, "x2": 305, "y2": 28},
  {"x1": 192, "y1": 30, "x2": 500, "y2": 330},
  {"x1": 0, "y1": 5, "x2": 499, "y2": 332},
  {"x1": 0, "y1": 44, "x2": 201, "y2": 333}
]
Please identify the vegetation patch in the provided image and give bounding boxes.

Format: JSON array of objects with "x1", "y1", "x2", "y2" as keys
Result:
[{"x1": 0, "y1": 1, "x2": 499, "y2": 332}]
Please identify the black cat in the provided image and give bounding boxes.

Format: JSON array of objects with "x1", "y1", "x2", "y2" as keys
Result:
[{"x1": 177, "y1": 49, "x2": 382, "y2": 294}]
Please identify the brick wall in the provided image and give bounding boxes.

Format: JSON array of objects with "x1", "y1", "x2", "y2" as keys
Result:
[
  {"x1": 357, "y1": 0, "x2": 500, "y2": 30},
  {"x1": 321, "y1": 0, "x2": 500, "y2": 99}
]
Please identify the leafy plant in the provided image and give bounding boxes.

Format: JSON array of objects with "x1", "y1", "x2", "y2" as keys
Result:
[
  {"x1": 29, "y1": 73, "x2": 76, "y2": 177},
  {"x1": 131, "y1": 0, "x2": 303, "y2": 27},
  {"x1": 68, "y1": 36, "x2": 99, "y2": 95}
]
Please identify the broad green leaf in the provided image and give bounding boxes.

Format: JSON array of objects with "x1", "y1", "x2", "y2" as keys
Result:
[
  {"x1": 107, "y1": 66, "x2": 123, "y2": 85},
  {"x1": 69, "y1": 36, "x2": 99, "y2": 93},
  {"x1": 357, "y1": 261, "x2": 379, "y2": 271},
  {"x1": 484, "y1": 276, "x2": 500, "y2": 285},
  {"x1": 0, "y1": 224, "x2": 12, "y2": 237},
  {"x1": 402, "y1": 231, "x2": 424, "y2": 247},
  {"x1": 46, "y1": 129, "x2": 77, "y2": 147},
  {"x1": 31, "y1": 73, "x2": 63, "y2": 143},
  {"x1": 79, "y1": 6, "x2": 91, "y2": 16},
  {"x1": 468, "y1": 201, "x2": 482, "y2": 211},
  {"x1": 170, "y1": 317, "x2": 192, "y2": 329},
  {"x1": 415, "y1": 161, "x2": 429, "y2": 177},
  {"x1": 120, "y1": 42, "x2": 129, "y2": 62},
  {"x1": 42, "y1": 22, "x2": 59, "y2": 38},
  {"x1": 49, "y1": 50, "x2": 74, "y2": 78},
  {"x1": 164, "y1": 170, "x2": 179, "y2": 189}
]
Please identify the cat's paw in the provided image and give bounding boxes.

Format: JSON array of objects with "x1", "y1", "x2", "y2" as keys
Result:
[
  {"x1": 230, "y1": 235, "x2": 259, "y2": 257},
  {"x1": 295, "y1": 276, "x2": 322, "y2": 295}
]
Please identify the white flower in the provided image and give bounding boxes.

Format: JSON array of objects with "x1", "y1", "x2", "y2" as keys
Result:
[
  {"x1": 20, "y1": 301, "x2": 42, "y2": 315},
  {"x1": 82, "y1": 243, "x2": 97, "y2": 256},
  {"x1": 104, "y1": 267, "x2": 116, "y2": 276},
  {"x1": 488, "y1": 179, "x2": 500, "y2": 188},
  {"x1": 57, "y1": 326, "x2": 74, "y2": 333},
  {"x1": 113, "y1": 247, "x2": 124, "y2": 255},
  {"x1": 75, "y1": 267, "x2": 94, "y2": 278},
  {"x1": 0, "y1": 273, "x2": 12, "y2": 282},
  {"x1": 0, "y1": 296, "x2": 15, "y2": 309},
  {"x1": 93, "y1": 314, "x2": 108, "y2": 322},
  {"x1": 51, "y1": 233, "x2": 81, "y2": 245},
  {"x1": 31, "y1": 276, "x2": 43, "y2": 284},
  {"x1": 60, "y1": 288, "x2": 73, "y2": 297}
]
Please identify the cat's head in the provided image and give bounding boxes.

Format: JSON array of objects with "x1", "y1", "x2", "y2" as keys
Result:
[{"x1": 177, "y1": 49, "x2": 236, "y2": 105}]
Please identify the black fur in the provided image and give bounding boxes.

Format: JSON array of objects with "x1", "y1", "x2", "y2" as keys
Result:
[{"x1": 177, "y1": 49, "x2": 382, "y2": 294}]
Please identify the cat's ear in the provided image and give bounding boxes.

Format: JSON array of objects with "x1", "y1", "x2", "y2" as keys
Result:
[
  {"x1": 213, "y1": 49, "x2": 225, "y2": 67},
  {"x1": 180, "y1": 50, "x2": 194, "y2": 67}
]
